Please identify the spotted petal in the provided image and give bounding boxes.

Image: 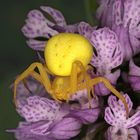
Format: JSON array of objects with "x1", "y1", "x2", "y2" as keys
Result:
[
  {"x1": 112, "y1": 0, "x2": 123, "y2": 25},
  {"x1": 22, "y1": 9, "x2": 58, "y2": 39},
  {"x1": 9, "y1": 117, "x2": 81, "y2": 140},
  {"x1": 40, "y1": 6, "x2": 66, "y2": 27},
  {"x1": 96, "y1": 0, "x2": 140, "y2": 61},
  {"x1": 105, "y1": 94, "x2": 132, "y2": 126},
  {"x1": 123, "y1": 0, "x2": 140, "y2": 29},
  {"x1": 17, "y1": 96, "x2": 60, "y2": 122},
  {"x1": 90, "y1": 28, "x2": 123, "y2": 75},
  {"x1": 78, "y1": 21, "x2": 95, "y2": 40},
  {"x1": 27, "y1": 39, "x2": 46, "y2": 51}
]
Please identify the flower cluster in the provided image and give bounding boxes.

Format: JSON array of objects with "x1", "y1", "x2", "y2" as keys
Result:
[{"x1": 9, "y1": 1, "x2": 140, "y2": 140}]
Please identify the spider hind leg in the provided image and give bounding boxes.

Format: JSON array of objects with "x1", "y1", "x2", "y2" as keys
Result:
[{"x1": 89, "y1": 77, "x2": 129, "y2": 115}]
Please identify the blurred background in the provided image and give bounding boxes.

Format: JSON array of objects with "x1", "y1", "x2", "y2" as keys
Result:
[{"x1": 0, "y1": 0, "x2": 97, "y2": 139}]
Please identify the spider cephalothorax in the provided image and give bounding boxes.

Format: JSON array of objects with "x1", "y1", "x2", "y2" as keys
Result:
[{"x1": 13, "y1": 33, "x2": 128, "y2": 113}]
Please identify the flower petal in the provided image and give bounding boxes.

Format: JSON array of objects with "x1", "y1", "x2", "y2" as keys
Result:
[
  {"x1": 17, "y1": 96, "x2": 60, "y2": 122},
  {"x1": 11, "y1": 76, "x2": 48, "y2": 104},
  {"x1": 90, "y1": 28, "x2": 123, "y2": 75},
  {"x1": 129, "y1": 60, "x2": 140, "y2": 76},
  {"x1": 112, "y1": 0, "x2": 123, "y2": 25},
  {"x1": 78, "y1": 21, "x2": 95, "y2": 40},
  {"x1": 123, "y1": 0, "x2": 140, "y2": 29},
  {"x1": 27, "y1": 39, "x2": 46, "y2": 51},
  {"x1": 8, "y1": 121, "x2": 54, "y2": 140},
  {"x1": 105, "y1": 94, "x2": 132, "y2": 126},
  {"x1": 94, "y1": 70, "x2": 120, "y2": 96},
  {"x1": 50, "y1": 117, "x2": 82, "y2": 139},
  {"x1": 65, "y1": 24, "x2": 78, "y2": 33},
  {"x1": 96, "y1": 0, "x2": 140, "y2": 60},
  {"x1": 22, "y1": 9, "x2": 58, "y2": 39},
  {"x1": 96, "y1": 0, "x2": 114, "y2": 27},
  {"x1": 112, "y1": 24, "x2": 133, "y2": 60},
  {"x1": 125, "y1": 110, "x2": 140, "y2": 128},
  {"x1": 105, "y1": 107, "x2": 115, "y2": 126},
  {"x1": 40, "y1": 6, "x2": 66, "y2": 27},
  {"x1": 70, "y1": 98, "x2": 100, "y2": 124}
]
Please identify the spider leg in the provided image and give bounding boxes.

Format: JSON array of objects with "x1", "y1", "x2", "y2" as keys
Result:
[
  {"x1": 22, "y1": 79, "x2": 33, "y2": 94},
  {"x1": 30, "y1": 71, "x2": 43, "y2": 84},
  {"x1": 85, "y1": 65, "x2": 95, "y2": 98},
  {"x1": 14, "y1": 62, "x2": 52, "y2": 106},
  {"x1": 20, "y1": 71, "x2": 45, "y2": 96},
  {"x1": 69, "y1": 61, "x2": 92, "y2": 106},
  {"x1": 70, "y1": 61, "x2": 79, "y2": 93},
  {"x1": 30, "y1": 71, "x2": 59, "y2": 102},
  {"x1": 78, "y1": 76, "x2": 129, "y2": 115}
]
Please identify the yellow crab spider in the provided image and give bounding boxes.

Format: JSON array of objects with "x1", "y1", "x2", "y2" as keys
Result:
[{"x1": 13, "y1": 33, "x2": 128, "y2": 114}]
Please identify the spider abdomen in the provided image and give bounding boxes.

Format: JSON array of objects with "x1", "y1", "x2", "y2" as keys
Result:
[{"x1": 44, "y1": 33, "x2": 93, "y2": 76}]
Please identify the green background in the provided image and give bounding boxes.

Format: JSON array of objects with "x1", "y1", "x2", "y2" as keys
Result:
[{"x1": 0, "y1": 0, "x2": 97, "y2": 139}]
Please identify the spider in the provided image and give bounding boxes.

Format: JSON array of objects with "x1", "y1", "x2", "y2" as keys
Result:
[{"x1": 13, "y1": 33, "x2": 128, "y2": 113}]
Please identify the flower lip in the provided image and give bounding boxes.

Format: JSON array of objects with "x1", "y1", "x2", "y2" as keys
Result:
[
  {"x1": 104, "y1": 93, "x2": 140, "y2": 140},
  {"x1": 90, "y1": 27, "x2": 123, "y2": 75},
  {"x1": 105, "y1": 93, "x2": 140, "y2": 128},
  {"x1": 17, "y1": 96, "x2": 61, "y2": 122}
]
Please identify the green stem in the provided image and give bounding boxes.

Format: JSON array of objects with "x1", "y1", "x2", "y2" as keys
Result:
[{"x1": 84, "y1": 0, "x2": 94, "y2": 25}]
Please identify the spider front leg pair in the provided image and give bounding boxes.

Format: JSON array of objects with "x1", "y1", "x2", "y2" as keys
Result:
[
  {"x1": 13, "y1": 62, "x2": 53, "y2": 106},
  {"x1": 13, "y1": 61, "x2": 89, "y2": 105}
]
